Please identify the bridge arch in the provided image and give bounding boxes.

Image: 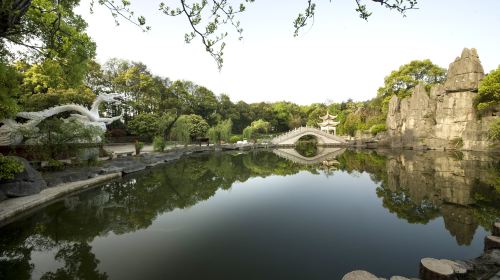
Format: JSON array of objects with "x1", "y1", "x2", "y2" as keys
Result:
[{"x1": 272, "y1": 127, "x2": 346, "y2": 146}]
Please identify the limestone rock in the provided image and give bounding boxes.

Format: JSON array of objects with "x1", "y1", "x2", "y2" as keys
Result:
[
  {"x1": 385, "y1": 48, "x2": 497, "y2": 151},
  {"x1": 444, "y1": 48, "x2": 484, "y2": 92},
  {"x1": 0, "y1": 157, "x2": 47, "y2": 197},
  {"x1": 342, "y1": 270, "x2": 380, "y2": 280},
  {"x1": 390, "y1": 276, "x2": 411, "y2": 280}
]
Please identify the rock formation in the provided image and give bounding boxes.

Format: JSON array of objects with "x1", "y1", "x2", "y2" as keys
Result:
[
  {"x1": 386, "y1": 48, "x2": 499, "y2": 151},
  {"x1": 0, "y1": 157, "x2": 46, "y2": 200}
]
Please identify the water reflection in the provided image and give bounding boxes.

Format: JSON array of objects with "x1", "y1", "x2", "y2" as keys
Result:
[
  {"x1": 294, "y1": 139, "x2": 318, "y2": 157},
  {"x1": 0, "y1": 149, "x2": 499, "y2": 279}
]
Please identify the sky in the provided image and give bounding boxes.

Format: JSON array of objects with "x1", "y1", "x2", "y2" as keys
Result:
[{"x1": 75, "y1": 0, "x2": 500, "y2": 105}]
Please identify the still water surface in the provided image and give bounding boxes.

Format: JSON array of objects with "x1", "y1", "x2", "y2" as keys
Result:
[{"x1": 1, "y1": 149, "x2": 499, "y2": 279}]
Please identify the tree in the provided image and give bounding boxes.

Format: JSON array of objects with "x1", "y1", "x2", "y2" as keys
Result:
[
  {"x1": 127, "y1": 113, "x2": 160, "y2": 140},
  {"x1": 242, "y1": 119, "x2": 270, "y2": 143},
  {"x1": 377, "y1": 59, "x2": 446, "y2": 107},
  {"x1": 0, "y1": 61, "x2": 21, "y2": 119},
  {"x1": 1, "y1": 1, "x2": 419, "y2": 70},
  {"x1": 207, "y1": 119, "x2": 232, "y2": 145},
  {"x1": 158, "y1": 0, "x2": 418, "y2": 69},
  {"x1": 171, "y1": 114, "x2": 209, "y2": 144},
  {"x1": 249, "y1": 119, "x2": 270, "y2": 134},
  {"x1": 475, "y1": 65, "x2": 500, "y2": 114}
]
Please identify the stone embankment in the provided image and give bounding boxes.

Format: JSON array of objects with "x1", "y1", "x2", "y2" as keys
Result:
[
  {"x1": 342, "y1": 223, "x2": 500, "y2": 280},
  {"x1": 0, "y1": 143, "x2": 269, "y2": 226}
]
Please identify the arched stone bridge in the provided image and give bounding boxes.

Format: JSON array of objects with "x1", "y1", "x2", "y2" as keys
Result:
[
  {"x1": 271, "y1": 127, "x2": 346, "y2": 146},
  {"x1": 273, "y1": 147, "x2": 346, "y2": 165}
]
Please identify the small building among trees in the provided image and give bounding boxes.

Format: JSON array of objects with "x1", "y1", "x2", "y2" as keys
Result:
[{"x1": 318, "y1": 112, "x2": 340, "y2": 135}]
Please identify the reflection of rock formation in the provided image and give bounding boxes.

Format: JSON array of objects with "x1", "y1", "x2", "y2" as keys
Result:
[
  {"x1": 441, "y1": 204, "x2": 478, "y2": 246},
  {"x1": 381, "y1": 150, "x2": 499, "y2": 245},
  {"x1": 387, "y1": 48, "x2": 499, "y2": 150}
]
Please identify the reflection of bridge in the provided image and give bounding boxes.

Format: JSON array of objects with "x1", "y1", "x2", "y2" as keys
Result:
[
  {"x1": 273, "y1": 147, "x2": 346, "y2": 165},
  {"x1": 271, "y1": 127, "x2": 346, "y2": 146}
]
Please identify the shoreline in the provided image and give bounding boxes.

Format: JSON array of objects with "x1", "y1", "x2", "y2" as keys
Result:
[{"x1": 0, "y1": 144, "x2": 268, "y2": 226}]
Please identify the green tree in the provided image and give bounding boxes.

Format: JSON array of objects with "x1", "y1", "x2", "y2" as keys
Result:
[
  {"x1": 377, "y1": 59, "x2": 446, "y2": 108},
  {"x1": 207, "y1": 119, "x2": 232, "y2": 145},
  {"x1": 2, "y1": 1, "x2": 418, "y2": 71},
  {"x1": 475, "y1": 65, "x2": 500, "y2": 114},
  {"x1": 171, "y1": 114, "x2": 209, "y2": 144},
  {"x1": 242, "y1": 119, "x2": 270, "y2": 143},
  {"x1": 127, "y1": 113, "x2": 160, "y2": 140},
  {"x1": 0, "y1": 61, "x2": 21, "y2": 119},
  {"x1": 250, "y1": 119, "x2": 271, "y2": 134}
]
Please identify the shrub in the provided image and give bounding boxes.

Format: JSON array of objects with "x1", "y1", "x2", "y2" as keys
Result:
[
  {"x1": 153, "y1": 136, "x2": 166, "y2": 152},
  {"x1": 0, "y1": 155, "x2": 24, "y2": 181},
  {"x1": 135, "y1": 141, "x2": 144, "y2": 155},
  {"x1": 207, "y1": 119, "x2": 232, "y2": 145},
  {"x1": 46, "y1": 158, "x2": 64, "y2": 171},
  {"x1": 128, "y1": 113, "x2": 161, "y2": 140},
  {"x1": 370, "y1": 124, "x2": 387, "y2": 135},
  {"x1": 475, "y1": 65, "x2": 500, "y2": 114},
  {"x1": 489, "y1": 119, "x2": 500, "y2": 141},
  {"x1": 229, "y1": 135, "x2": 241, "y2": 143}
]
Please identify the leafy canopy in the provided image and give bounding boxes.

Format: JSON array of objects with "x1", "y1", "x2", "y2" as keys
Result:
[
  {"x1": 475, "y1": 65, "x2": 500, "y2": 114},
  {"x1": 377, "y1": 59, "x2": 446, "y2": 106}
]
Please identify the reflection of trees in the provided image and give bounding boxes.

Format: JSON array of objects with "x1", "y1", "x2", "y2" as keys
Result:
[
  {"x1": 376, "y1": 188, "x2": 440, "y2": 224},
  {"x1": 40, "y1": 242, "x2": 107, "y2": 280},
  {"x1": 1, "y1": 150, "x2": 499, "y2": 278},
  {"x1": 0, "y1": 151, "x2": 317, "y2": 279}
]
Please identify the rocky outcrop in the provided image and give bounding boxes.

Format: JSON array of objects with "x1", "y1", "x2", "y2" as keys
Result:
[
  {"x1": 386, "y1": 48, "x2": 499, "y2": 151},
  {"x1": 0, "y1": 157, "x2": 47, "y2": 198}
]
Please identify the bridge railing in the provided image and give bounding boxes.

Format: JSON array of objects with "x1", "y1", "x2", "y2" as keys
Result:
[{"x1": 271, "y1": 126, "x2": 345, "y2": 144}]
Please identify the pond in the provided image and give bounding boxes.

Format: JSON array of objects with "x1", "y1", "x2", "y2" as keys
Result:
[{"x1": 1, "y1": 149, "x2": 499, "y2": 279}]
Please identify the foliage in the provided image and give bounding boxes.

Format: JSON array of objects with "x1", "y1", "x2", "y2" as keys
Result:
[
  {"x1": 207, "y1": 119, "x2": 232, "y2": 145},
  {"x1": 229, "y1": 135, "x2": 241, "y2": 143},
  {"x1": 157, "y1": 0, "x2": 417, "y2": 69},
  {"x1": 1, "y1": 0, "x2": 97, "y2": 83},
  {"x1": 127, "y1": 113, "x2": 160, "y2": 140},
  {"x1": 475, "y1": 65, "x2": 500, "y2": 114},
  {"x1": 45, "y1": 158, "x2": 64, "y2": 171},
  {"x1": 250, "y1": 119, "x2": 271, "y2": 134},
  {"x1": 377, "y1": 59, "x2": 446, "y2": 108},
  {"x1": 134, "y1": 140, "x2": 144, "y2": 155},
  {"x1": 0, "y1": 154, "x2": 24, "y2": 181},
  {"x1": 171, "y1": 114, "x2": 209, "y2": 143},
  {"x1": 153, "y1": 136, "x2": 166, "y2": 152},
  {"x1": 20, "y1": 86, "x2": 96, "y2": 112},
  {"x1": 242, "y1": 126, "x2": 255, "y2": 142},
  {"x1": 21, "y1": 118, "x2": 104, "y2": 145},
  {"x1": 370, "y1": 124, "x2": 387, "y2": 135},
  {"x1": 0, "y1": 61, "x2": 21, "y2": 119},
  {"x1": 489, "y1": 118, "x2": 500, "y2": 142},
  {"x1": 18, "y1": 118, "x2": 104, "y2": 159}
]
